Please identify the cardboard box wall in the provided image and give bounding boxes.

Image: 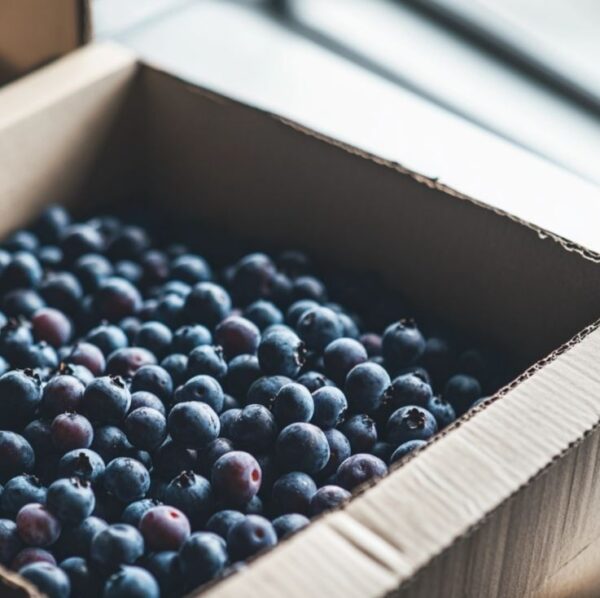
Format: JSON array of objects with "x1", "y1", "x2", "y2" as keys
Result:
[
  {"x1": 0, "y1": 0, "x2": 89, "y2": 85},
  {"x1": 1, "y1": 43, "x2": 600, "y2": 596}
]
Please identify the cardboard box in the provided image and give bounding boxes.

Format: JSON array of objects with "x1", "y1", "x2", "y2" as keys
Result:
[
  {"x1": 1, "y1": 42, "x2": 600, "y2": 597},
  {"x1": 0, "y1": 0, "x2": 90, "y2": 85}
]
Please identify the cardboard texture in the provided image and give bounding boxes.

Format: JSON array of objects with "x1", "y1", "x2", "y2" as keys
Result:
[
  {"x1": 0, "y1": 0, "x2": 89, "y2": 84},
  {"x1": 1, "y1": 43, "x2": 600, "y2": 596}
]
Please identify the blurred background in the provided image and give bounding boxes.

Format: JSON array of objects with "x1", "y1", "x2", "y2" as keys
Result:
[{"x1": 93, "y1": 0, "x2": 600, "y2": 187}]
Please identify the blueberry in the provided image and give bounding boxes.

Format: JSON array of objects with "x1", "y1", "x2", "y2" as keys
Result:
[
  {"x1": 86, "y1": 323, "x2": 128, "y2": 357},
  {"x1": 444, "y1": 374, "x2": 482, "y2": 414},
  {"x1": 168, "y1": 401, "x2": 220, "y2": 449},
  {"x1": 426, "y1": 395, "x2": 456, "y2": 428},
  {"x1": 319, "y1": 428, "x2": 352, "y2": 480},
  {"x1": 0, "y1": 369, "x2": 42, "y2": 428},
  {"x1": 246, "y1": 375, "x2": 292, "y2": 407},
  {"x1": 206, "y1": 510, "x2": 245, "y2": 540},
  {"x1": 143, "y1": 551, "x2": 183, "y2": 597},
  {"x1": 231, "y1": 404, "x2": 277, "y2": 453},
  {"x1": 0, "y1": 431, "x2": 35, "y2": 481},
  {"x1": 276, "y1": 250, "x2": 311, "y2": 278},
  {"x1": 323, "y1": 338, "x2": 367, "y2": 384},
  {"x1": 34, "y1": 205, "x2": 70, "y2": 244},
  {"x1": 243, "y1": 300, "x2": 283, "y2": 331},
  {"x1": 50, "y1": 413, "x2": 94, "y2": 453},
  {"x1": 171, "y1": 254, "x2": 212, "y2": 284},
  {"x1": 106, "y1": 347, "x2": 157, "y2": 378},
  {"x1": 178, "y1": 532, "x2": 228, "y2": 589},
  {"x1": 285, "y1": 299, "x2": 319, "y2": 328},
  {"x1": 174, "y1": 374, "x2": 224, "y2": 413},
  {"x1": 341, "y1": 414, "x2": 377, "y2": 453},
  {"x1": 130, "y1": 391, "x2": 166, "y2": 415},
  {"x1": 272, "y1": 382, "x2": 314, "y2": 426},
  {"x1": 212, "y1": 451, "x2": 261, "y2": 507},
  {"x1": 152, "y1": 439, "x2": 195, "y2": 481},
  {"x1": 0, "y1": 475, "x2": 46, "y2": 518},
  {"x1": 65, "y1": 342, "x2": 106, "y2": 376},
  {"x1": 153, "y1": 293, "x2": 185, "y2": 328},
  {"x1": 389, "y1": 373, "x2": 433, "y2": 409},
  {"x1": 60, "y1": 556, "x2": 102, "y2": 596},
  {"x1": 197, "y1": 437, "x2": 234, "y2": 478},
  {"x1": 371, "y1": 441, "x2": 394, "y2": 463},
  {"x1": 382, "y1": 319, "x2": 425, "y2": 368},
  {"x1": 184, "y1": 282, "x2": 231, "y2": 328},
  {"x1": 223, "y1": 354, "x2": 261, "y2": 398},
  {"x1": 296, "y1": 306, "x2": 343, "y2": 352},
  {"x1": 74, "y1": 253, "x2": 113, "y2": 292},
  {"x1": 214, "y1": 316, "x2": 260, "y2": 360},
  {"x1": 309, "y1": 485, "x2": 351, "y2": 516},
  {"x1": 3, "y1": 289, "x2": 45, "y2": 319},
  {"x1": 292, "y1": 276, "x2": 327, "y2": 303},
  {"x1": 271, "y1": 472, "x2": 316, "y2": 515},
  {"x1": 19, "y1": 562, "x2": 70, "y2": 598},
  {"x1": 131, "y1": 364, "x2": 173, "y2": 403},
  {"x1": 219, "y1": 408, "x2": 241, "y2": 440},
  {"x1": 125, "y1": 407, "x2": 167, "y2": 451},
  {"x1": 172, "y1": 324, "x2": 212, "y2": 354},
  {"x1": 90, "y1": 523, "x2": 144, "y2": 572},
  {"x1": 104, "y1": 565, "x2": 160, "y2": 598},
  {"x1": 386, "y1": 406, "x2": 438, "y2": 446},
  {"x1": 104, "y1": 457, "x2": 150, "y2": 502},
  {"x1": 2, "y1": 251, "x2": 43, "y2": 290},
  {"x1": 58, "y1": 516, "x2": 107, "y2": 558},
  {"x1": 422, "y1": 336, "x2": 453, "y2": 386},
  {"x1": 81, "y1": 375, "x2": 131, "y2": 424},
  {"x1": 47, "y1": 478, "x2": 95, "y2": 524},
  {"x1": 227, "y1": 515, "x2": 277, "y2": 561},
  {"x1": 187, "y1": 345, "x2": 227, "y2": 379},
  {"x1": 276, "y1": 423, "x2": 330, "y2": 474},
  {"x1": 0, "y1": 318, "x2": 34, "y2": 357},
  {"x1": 93, "y1": 277, "x2": 142, "y2": 322},
  {"x1": 272, "y1": 513, "x2": 310, "y2": 539},
  {"x1": 13, "y1": 340, "x2": 58, "y2": 369},
  {"x1": 311, "y1": 386, "x2": 347, "y2": 429},
  {"x1": 336, "y1": 454, "x2": 388, "y2": 491},
  {"x1": 140, "y1": 505, "x2": 191, "y2": 551},
  {"x1": 38, "y1": 273, "x2": 80, "y2": 316},
  {"x1": 134, "y1": 321, "x2": 173, "y2": 358},
  {"x1": 389, "y1": 439, "x2": 427, "y2": 464},
  {"x1": 16, "y1": 503, "x2": 62, "y2": 546},
  {"x1": 296, "y1": 370, "x2": 333, "y2": 393},
  {"x1": 344, "y1": 362, "x2": 391, "y2": 413},
  {"x1": 163, "y1": 471, "x2": 213, "y2": 529},
  {"x1": 91, "y1": 426, "x2": 133, "y2": 463},
  {"x1": 231, "y1": 253, "x2": 277, "y2": 305},
  {"x1": 121, "y1": 498, "x2": 161, "y2": 528},
  {"x1": 115, "y1": 260, "x2": 143, "y2": 285},
  {"x1": 0, "y1": 519, "x2": 22, "y2": 564},
  {"x1": 257, "y1": 328, "x2": 305, "y2": 377},
  {"x1": 160, "y1": 353, "x2": 188, "y2": 386}
]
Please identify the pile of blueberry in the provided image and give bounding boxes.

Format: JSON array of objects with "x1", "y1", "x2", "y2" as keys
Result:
[{"x1": 0, "y1": 205, "x2": 504, "y2": 597}]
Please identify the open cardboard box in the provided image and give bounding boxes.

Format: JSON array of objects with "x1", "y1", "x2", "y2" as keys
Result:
[{"x1": 1, "y1": 42, "x2": 600, "y2": 597}]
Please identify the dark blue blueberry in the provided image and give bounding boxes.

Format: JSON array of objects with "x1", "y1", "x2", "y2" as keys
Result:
[
  {"x1": 215, "y1": 316, "x2": 260, "y2": 359},
  {"x1": 285, "y1": 299, "x2": 319, "y2": 328},
  {"x1": 106, "y1": 225, "x2": 149, "y2": 260},
  {"x1": 125, "y1": 407, "x2": 167, "y2": 451},
  {"x1": 1, "y1": 251, "x2": 43, "y2": 290},
  {"x1": 33, "y1": 205, "x2": 70, "y2": 244},
  {"x1": 160, "y1": 353, "x2": 188, "y2": 386},
  {"x1": 319, "y1": 428, "x2": 352, "y2": 480},
  {"x1": 0, "y1": 432, "x2": 35, "y2": 481},
  {"x1": 0, "y1": 519, "x2": 22, "y2": 565},
  {"x1": 243, "y1": 300, "x2": 283, "y2": 331},
  {"x1": 336, "y1": 454, "x2": 388, "y2": 491},
  {"x1": 382, "y1": 319, "x2": 426, "y2": 368},
  {"x1": 19, "y1": 562, "x2": 70, "y2": 598},
  {"x1": 206, "y1": 510, "x2": 245, "y2": 540},
  {"x1": 219, "y1": 409, "x2": 241, "y2": 440},
  {"x1": 341, "y1": 414, "x2": 377, "y2": 453},
  {"x1": 231, "y1": 253, "x2": 277, "y2": 305},
  {"x1": 91, "y1": 426, "x2": 133, "y2": 463},
  {"x1": 271, "y1": 472, "x2": 316, "y2": 515},
  {"x1": 0, "y1": 369, "x2": 42, "y2": 428},
  {"x1": 337, "y1": 312, "x2": 360, "y2": 339},
  {"x1": 50, "y1": 412, "x2": 93, "y2": 453},
  {"x1": 422, "y1": 336, "x2": 453, "y2": 386},
  {"x1": 212, "y1": 451, "x2": 261, "y2": 507},
  {"x1": 360, "y1": 333, "x2": 382, "y2": 357},
  {"x1": 296, "y1": 370, "x2": 333, "y2": 393},
  {"x1": 426, "y1": 395, "x2": 456, "y2": 428},
  {"x1": 227, "y1": 515, "x2": 277, "y2": 561},
  {"x1": 296, "y1": 306, "x2": 343, "y2": 352},
  {"x1": 143, "y1": 550, "x2": 183, "y2": 597},
  {"x1": 272, "y1": 383, "x2": 314, "y2": 427},
  {"x1": 168, "y1": 401, "x2": 220, "y2": 449},
  {"x1": 174, "y1": 374, "x2": 224, "y2": 413},
  {"x1": 184, "y1": 282, "x2": 231, "y2": 328},
  {"x1": 104, "y1": 458, "x2": 150, "y2": 502},
  {"x1": 276, "y1": 249, "x2": 311, "y2": 278},
  {"x1": 231, "y1": 404, "x2": 278, "y2": 453},
  {"x1": 118, "y1": 316, "x2": 141, "y2": 344},
  {"x1": 389, "y1": 373, "x2": 433, "y2": 409},
  {"x1": 134, "y1": 322, "x2": 173, "y2": 358},
  {"x1": 371, "y1": 441, "x2": 394, "y2": 464},
  {"x1": 178, "y1": 532, "x2": 228, "y2": 589},
  {"x1": 59, "y1": 556, "x2": 102, "y2": 596},
  {"x1": 131, "y1": 364, "x2": 173, "y2": 403},
  {"x1": 242, "y1": 494, "x2": 264, "y2": 515},
  {"x1": 22, "y1": 418, "x2": 53, "y2": 457},
  {"x1": 130, "y1": 391, "x2": 166, "y2": 415},
  {"x1": 276, "y1": 423, "x2": 330, "y2": 474},
  {"x1": 58, "y1": 516, "x2": 107, "y2": 558},
  {"x1": 0, "y1": 318, "x2": 34, "y2": 357},
  {"x1": 171, "y1": 254, "x2": 212, "y2": 284},
  {"x1": 82, "y1": 375, "x2": 131, "y2": 424},
  {"x1": 86, "y1": 323, "x2": 128, "y2": 357},
  {"x1": 257, "y1": 328, "x2": 305, "y2": 377},
  {"x1": 74, "y1": 253, "x2": 113, "y2": 292},
  {"x1": 386, "y1": 406, "x2": 438, "y2": 446},
  {"x1": 47, "y1": 478, "x2": 95, "y2": 524},
  {"x1": 272, "y1": 513, "x2": 309, "y2": 539},
  {"x1": 65, "y1": 342, "x2": 106, "y2": 376},
  {"x1": 197, "y1": 438, "x2": 234, "y2": 478},
  {"x1": 246, "y1": 375, "x2": 292, "y2": 407},
  {"x1": 344, "y1": 362, "x2": 391, "y2": 413},
  {"x1": 444, "y1": 374, "x2": 482, "y2": 415},
  {"x1": 390, "y1": 439, "x2": 427, "y2": 464},
  {"x1": 106, "y1": 346, "x2": 157, "y2": 378},
  {"x1": 0, "y1": 475, "x2": 46, "y2": 518},
  {"x1": 11, "y1": 546, "x2": 56, "y2": 570},
  {"x1": 309, "y1": 485, "x2": 351, "y2": 516},
  {"x1": 153, "y1": 293, "x2": 185, "y2": 328},
  {"x1": 323, "y1": 337, "x2": 367, "y2": 385},
  {"x1": 292, "y1": 275, "x2": 327, "y2": 303},
  {"x1": 3, "y1": 289, "x2": 45, "y2": 318},
  {"x1": 152, "y1": 439, "x2": 195, "y2": 481},
  {"x1": 161, "y1": 280, "x2": 191, "y2": 298},
  {"x1": 163, "y1": 471, "x2": 213, "y2": 529},
  {"x1": 40, "y1": 272, "x2": 83, "y2": 315},
  {"x1": 104, "y1": 565, "x2": 160, "y2": 598},
  {"x1": 13, "y1": 340, "x2": 58, "y2": 369},
  {"x1": 121, "y1": 498, "x2": 161, "y2": 527},
  {"x1": 115, "y1": 260, "x2": 143, "y2": 285},
  {"x1": 223, "y1": 354, "x2": 261, "y2": 398},
  {"x1": 187, "y1": 345, "x2": 227, "y2": 380},
  {"x1": 311, "y1": 386, "x2": 348, "y2": 429},
  {"x1": 5, "y1": 230, "x2": 38, "y2": 252},
  {"x1": 172, "y1": 324, "x2": 212, "y2": 354},
  {"x1": 90, "y1": 523, "x2": 145, "y2": 573},
  {"x1": 93, "y1": 277, "x2": 142, "y2": 322}
]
